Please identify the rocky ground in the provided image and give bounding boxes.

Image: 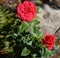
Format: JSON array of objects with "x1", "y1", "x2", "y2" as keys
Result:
[
  {"x1": 38, "y1": 4, "x2": 60, "y2": 39},
  {"x1": 38, "y1": 4, "x2": 60, "y2": 58}
]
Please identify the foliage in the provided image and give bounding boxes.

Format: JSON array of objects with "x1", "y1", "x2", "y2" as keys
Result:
[{"x1": 0, "y1": 6, "x2": 53, "y2": 58}]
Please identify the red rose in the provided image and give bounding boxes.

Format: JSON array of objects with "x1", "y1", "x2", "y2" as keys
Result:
[
  {"x1": 16, "y1": 1, "x2": 36, "y2": 22},
  {"x1": 42, "y1": 34, "x2": 55, "y2": 50}
]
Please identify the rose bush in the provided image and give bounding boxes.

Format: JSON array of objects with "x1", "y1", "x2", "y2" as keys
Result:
[
  {"x1": 42, "y1": 34, "x2": 55, "y2": 50},
  {"x1": 0, "y1": 0, "x2": 57, "y2": 58},
  {"x1": 17, "y1": 1, "x2": 36, "y2": 22}
]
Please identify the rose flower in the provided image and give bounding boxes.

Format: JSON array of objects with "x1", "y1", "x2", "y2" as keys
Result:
[
  {"x1": 42, "y1": 34, "x2": 55, "y2": 50},
  {"x1": 16, "y1": 1, "x2": 36, "y2": 22}
]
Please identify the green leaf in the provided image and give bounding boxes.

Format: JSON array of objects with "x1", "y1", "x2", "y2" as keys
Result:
[
  {"x1": 4, "y1": 41, "x2": 10, "y2": 47},
  {"x1": 22, "y1": 37, "x2": 28, "y2": 44},
  {"x1": 38, "y1": 34, "x2": 43, "y2": 41},
  {"x1": 36, "y1": 6, "x2": 40, "y2": 13},
  {"x1": 33, "y1": 19, "x2": 40, "y2": 25},
  {"x1": 27, "y1": 41, "x2": 32, "y2": 46},
  {"x1": 21, "y1": 47, "x2": 31, "y2": 56},
  {"x1": 32, "y1": 54, "x2": 37, "y2": 58},
  {"x1": 18, "y1": 22, "x2": 29, "y2": 33},
  {"x1": 0, "y1": 6, "x2": 15, "y2": 29},
  {"x1": 45, "y1": 48, "x2": 52, "y2": 56}
]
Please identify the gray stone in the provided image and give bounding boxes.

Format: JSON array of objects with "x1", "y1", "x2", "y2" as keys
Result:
[{"x1": 38, "y1": 4, "x2": 60, "y2": 38}]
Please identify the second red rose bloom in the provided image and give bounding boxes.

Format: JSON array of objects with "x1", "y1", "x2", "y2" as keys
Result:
[{"x1": 42, "y1": 34, "x2": 55, "y2": 50}]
